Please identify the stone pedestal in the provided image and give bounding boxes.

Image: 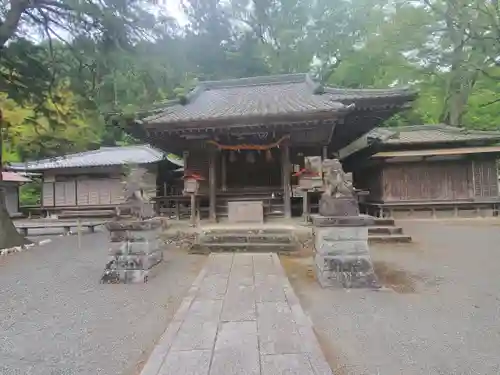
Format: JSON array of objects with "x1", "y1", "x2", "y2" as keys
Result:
[
  {"x1": 312, "y1": 215, "x2": 379, "y2": 289},
  {"x1": 319, "y1": 195, "x2": 359, "y2": 217},
  {"x1": 101, "y1": 219, "x2": 164, "y2": 284}
]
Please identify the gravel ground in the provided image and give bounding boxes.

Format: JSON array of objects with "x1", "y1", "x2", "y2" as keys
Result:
[
  {"x1": 0, "y1": 231, "x2": 206, "y2": 375},
  {"x1": 282, "y1": 220, "x2": 500, "y2": 375}
]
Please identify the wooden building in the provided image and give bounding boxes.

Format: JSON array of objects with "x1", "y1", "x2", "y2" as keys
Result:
[
  {"x1": 344, "y1": 125, "x2": 500, "y2": 218},
  {"x1": 127, "y1": 73, "x2": 416, "y2": 222},
  {"x1": 0, "y1": 172, "x2": 31, "y2": 217},
  {"x1": 8, "y1": 145, "x2": 180, "y2": 215}
]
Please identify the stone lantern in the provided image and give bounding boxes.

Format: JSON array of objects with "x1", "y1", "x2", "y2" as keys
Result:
[{"x1": 100, "y1": 165, "x2": 165, "y2": 284}]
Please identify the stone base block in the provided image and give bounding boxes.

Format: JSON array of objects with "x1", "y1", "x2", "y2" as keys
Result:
[
  {"x1": 105, "y1": 218, "x2": 164, "y2": 232},
  {"x1": 100, "y1": 267, "x2": 161, "y2": 284},
  {"x1": 108, "y1": 239, "x2": 161, "y2": 255},
  {"x1": 319, "y1": 196, "x2": 359, "y2": 217},
  {"x1": 109, "y1": 229, "x2": 159, "y2": 243},
  {"x1": 311, "y1": 215, "x2": 374, "y2": 227},
  {"x1": 315, "y1": 255, "x2": 379, "y2": 289},
  {"x1": 106, "y1": 251, "x2": 163, "y2": 270}
]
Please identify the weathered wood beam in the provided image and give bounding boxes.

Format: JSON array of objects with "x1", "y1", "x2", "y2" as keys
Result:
[
  {"x1": 209, "y1": 147, "x2": 217, "y2": 222},
  {"x1": 282, "y1": 142, "x2": 292, "y2": 219},
  {"x1": 302, "y1": 190, "x2": 309, "y2": 223},
  {"x1": 221, "y1": 151, "x2": 227, "y2": 192}
]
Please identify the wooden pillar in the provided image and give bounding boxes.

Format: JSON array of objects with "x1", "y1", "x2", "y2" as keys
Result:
[
  {"x1": 174, "y1": 199, "x2": 180, "y2": 220},
  {"x1": 282, "y1": 143, "x2": 292, "y2": 219},
  {"x1": 190, "y1": 194, "x2": 196, "y2": 226},
  {"x1": 221, "y1": 150, "x2": 227, "y2": 192},
  {"x1": 302, "y1": 190, "x2": 309, "y2": 223},
  {"x1": 209, "y1": 147, "x2": 217, "y2": 222}
]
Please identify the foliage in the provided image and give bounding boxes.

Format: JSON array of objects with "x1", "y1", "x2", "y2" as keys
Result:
[
  {"x1": 1, "y1": 0, "x2": 500, "y2": 168},
  {"x1": 19, "y1": 182, "x2": 41, "y2": 206}
]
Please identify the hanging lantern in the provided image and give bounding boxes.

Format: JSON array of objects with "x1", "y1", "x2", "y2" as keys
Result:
[
  {"x1": 229, "y1": 150, "x2": 237, "y2": 163},
  {"x1": 246, "y1": 150, "x2": 255, "y2": 163},
  {"x1": 265, "y1": 149, "x2": 273, "y2": 162}
]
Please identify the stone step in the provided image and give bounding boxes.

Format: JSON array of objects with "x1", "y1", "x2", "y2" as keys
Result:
[
  {"x1": 190, "y1": 242, "x2": 297, "y2": 254},
  {"x1": 368, "y1": 226, "x2": 403, "y2": 235},
  {"x1": 200, "y1": 233, "x2": 294, "y2": 244},
  {"x1": 370, "y1": 218, "x2": 395, "y2": 226},
  {"x1": 368, "y1": 234, "x2": 412, "y2": 243},
  {"x1": 202, "y1": 228, "x2": 294, "y2": 236}
]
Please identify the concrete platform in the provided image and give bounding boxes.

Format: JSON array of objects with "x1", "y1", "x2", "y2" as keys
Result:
[{"x1": 139, "y1": 253, "x2": 333, "y2": 375}]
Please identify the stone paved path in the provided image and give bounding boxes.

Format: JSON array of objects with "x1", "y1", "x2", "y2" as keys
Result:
[{"x1": 140, "y1": 253, "x2": 333, "y2": 375}]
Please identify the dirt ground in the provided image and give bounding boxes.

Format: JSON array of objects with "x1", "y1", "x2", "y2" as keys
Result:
[
  {"x1": 281, "y1": 220, "x2": 500, "y2": 375},
  {"x1": 0, "y1": 231, "x2": 206, "y2": 375}
]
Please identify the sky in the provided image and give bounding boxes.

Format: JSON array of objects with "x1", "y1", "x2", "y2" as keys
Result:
[{"x1": 165, "y1": 0, "x2": 187, "y2": 24}]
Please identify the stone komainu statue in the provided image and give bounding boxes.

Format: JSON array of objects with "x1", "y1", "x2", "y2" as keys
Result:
[
  {"x1": 319, "y1": 159, "x2": 359, "y2": 216},
  {"x1": 118, "y1": 165, "x2": 156, "y2": 220},
  {"x1": 322, "y1": 159, "x2": 355, "y2": 198}
]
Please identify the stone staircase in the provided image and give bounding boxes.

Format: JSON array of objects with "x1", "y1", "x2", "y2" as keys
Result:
[
  {"x1": 190, "y1": 227, "x2": 298, "y2": 254},
  {"x1": 188, "y1": 217, "x2": 411, "y2": 254},
  {"x1": 368, "y1": 218, "x2": 412, "y2": 243}
]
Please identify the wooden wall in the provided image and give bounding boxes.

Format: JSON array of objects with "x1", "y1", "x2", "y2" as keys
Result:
[
  {"x1": 41, "y1": 165, "x2": 157, "y2": 208},
  {"x1": 375, "y1": 157, "x2": 499, "y2": 202},
  {"x1": 354, "y1": 166, "x2": 383, "y2": 201},
  {"x1": 472, "y1": 159, "x2": 499, "y2": 198}
]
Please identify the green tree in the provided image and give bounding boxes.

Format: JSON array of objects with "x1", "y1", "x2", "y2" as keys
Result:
[{"x1": 0, "y1": 0, "x2": 160, "y2": 249}]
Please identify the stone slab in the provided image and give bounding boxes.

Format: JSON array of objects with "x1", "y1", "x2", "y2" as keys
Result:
[
  {"x1": 229, "y1": 264, "x2": 254, "y2": 280},
  {"x1": 139, "y1": 319, "x2": 183, "y2": 375},
  {"x1": 257, "y1": 302, "x2": 303, "y2": 355},
  {"x1": 210, "y1": 321, "x2": 260, "y2": 375},
  {"x1": 139, "y1": 253, "x2": 334, "y2": 375},
  {"x1": 311, "y1": 214, "x2": 374, "y2": 227},
  {"x1": 197, "y1": 274, "x2": 229, "y2": 300},
  {"x1": 184, "y1": 299, "x2": 223, "y2": 322},
  {"x1": 170, "y1": 320, "x2": 218, "y2": 351},
  {"x1": 232, "y1": 253, "x2": 254, "y2": 266},
  {"x1": 261, "y1": 354, "x2": 315, "y2": 375},
  {"x1": 158, "y1": 350, "x2": 211, "y2": 375},
  {"x1": 221, "y1": 285, "x2": 256, "y2": 322},
  {"x1": 254, "y1": 275, "x2": 286, "y2": 302}
]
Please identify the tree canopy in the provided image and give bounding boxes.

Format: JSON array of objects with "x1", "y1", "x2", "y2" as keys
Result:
[
  {"x1": 0, "y1": 0, "x2": 499, "y2": 248},
  {"x1": 1, "y1": 0, "x2": 499, "y2": 163}
]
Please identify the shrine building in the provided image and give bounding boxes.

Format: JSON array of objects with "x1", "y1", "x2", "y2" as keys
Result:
[{"x1": 126, "y1": 73, "x2": 417, "y2": 222}]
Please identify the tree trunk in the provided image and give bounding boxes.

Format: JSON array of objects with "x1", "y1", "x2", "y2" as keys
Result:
[
  {"x1": 440, "y1": 65, "x2": 478, "y2": 126},
  {"x1": 0, "y1": 108, "x2": 30, "y2": 249},
  {"x1": 0, "y1": 189, "x2": 30, "y2": 249},
  {"x1": 0, "y1": 0, "x2": 28, "y2": 49}
]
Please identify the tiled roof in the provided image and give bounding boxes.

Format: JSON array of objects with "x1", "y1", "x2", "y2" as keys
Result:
[
  {"x1": 144, "y1": 74, "x2": 415, "y2": 126},
  {"x1": 1, "y1": 171, "x2": 31, "y2": 183},
  {"x1": 8, "y1": 145, "x2": 168, "y2": 171},
  {"x1": 369, "y1": 125, "x2": 500, "y2": 145}
]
